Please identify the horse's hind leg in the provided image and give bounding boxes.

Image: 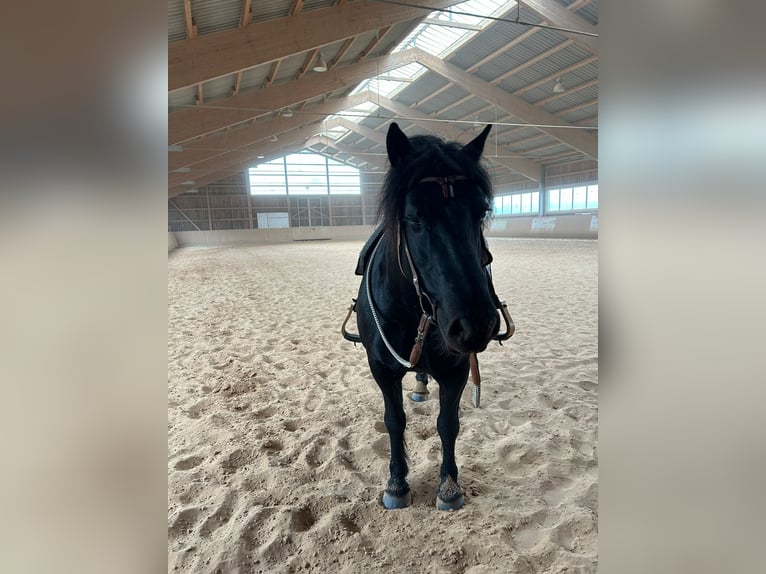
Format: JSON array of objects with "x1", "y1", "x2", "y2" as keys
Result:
[
  {"x1": 411, "y1": 372, "x2": 429, "y2": 402},
  {"x1": 370, "y1": 362, "x2": 411, "y2": 509},
  {"x1": 435, "y1": 370, "x2": 469, "y2": 510}
]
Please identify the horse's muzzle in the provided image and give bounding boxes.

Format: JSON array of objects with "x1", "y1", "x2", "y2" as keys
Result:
[{"x1": 445, "y1": 311, "x2": 500, "y2": 354}]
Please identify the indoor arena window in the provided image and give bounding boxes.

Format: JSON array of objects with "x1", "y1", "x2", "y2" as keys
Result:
[
  {"x1": 546, "y1": 183, "x2": 599, "y2": 213},
  {"x1": 248, "y1": 152, "x2": 360, "y2": 196},
  {"x1": 492, "y1": 191, "x2": 539, "y2": 216}
]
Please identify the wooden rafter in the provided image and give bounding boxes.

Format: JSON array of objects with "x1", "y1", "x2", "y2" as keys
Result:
[
  {"x1": 329, "y1": 37, "x2": 356, "y2": 69},
  {"x1": 232, "y1": 0, "x2": 253, "y2": 95},
  {"x1": 263, "y1": 60, "x2": 282, "y2": 89},
  {"x1": 183, "y1": 0, "x2": 196, "y2": 39},
  {"x1": 240, "y1": 0, "x2": 252, "y2": 27},
  {"x1": 232, "y1": 72, "x2": 243, "y2": 97},
  {"x1": 182, "y1": 0, "x2": 202, "y2": 105},
  {"x1": 352, "y1": 26, "x2": 393, "y2": 64},
  {"x1": 296, "y1": 49, "x2": 320, "y2": 80}
]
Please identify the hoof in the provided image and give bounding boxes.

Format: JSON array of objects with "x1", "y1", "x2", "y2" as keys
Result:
[
  {"x1": 411, "y1": 392, "x2": 428, "y2": 402},
  {"x1": 382, "y1": 490, "x2": 412, "y2": 509},
  {"x1": 436, "y1": 494, "x2": 465, "y2": 511},
  {"x1": 435, "y1": 475, "x2": 464, "y2": 510}
]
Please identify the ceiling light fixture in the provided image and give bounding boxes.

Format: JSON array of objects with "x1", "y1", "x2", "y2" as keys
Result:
[
  {"x1": 313, "y1": 53, "x2": 328, "y2": 73},
  {"x1": 283, "y1": 108, "x2": 294, "y2": 118},
  {"x1": 553, "y1": 78, "x2": 565, "y2": 93},
  {"x1": 270, "y1": 135, "x2": 278, "y2": 142}
]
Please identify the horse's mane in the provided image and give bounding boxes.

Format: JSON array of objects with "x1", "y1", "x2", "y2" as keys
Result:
[{"x1": 376, "y1": 134, "x2": 493, "y2": 239}]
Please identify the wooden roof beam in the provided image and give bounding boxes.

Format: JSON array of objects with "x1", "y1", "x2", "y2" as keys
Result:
[
  {"x1": 170, "y1": 49, "x2": 419, "y2": 144},
  {"x1": 375, "y1": 94, "x2": 540, "y2": 181},
  {"x1": 169, "y1": 122, "x2": 326, "y2": 191},
  {"x1": 333, "y1": 117, "x2": 386, "y2": 146},
  {"x1": 170, "y1": 93, "x2": 371, "y2": 171},
  {"x1": 307, "y1": 136, "x2": 387, "y2": 170},
  {"x1": 169, "y1": 0, "x2": 459, "y2": 91},
  {"x1": 413, "y1": 49, "x2": 597, "y2": 158},
  {"x1": 520, "y1": 0, "x2": 597, "y2": 54}
]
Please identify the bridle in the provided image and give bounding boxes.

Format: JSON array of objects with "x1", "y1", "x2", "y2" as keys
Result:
[
  {"x1": 341, "y1": 174, "x2": 515, "y2": 406},
  {"x1": 367, "y1": 175, "x2": 514, "y2": 368}
]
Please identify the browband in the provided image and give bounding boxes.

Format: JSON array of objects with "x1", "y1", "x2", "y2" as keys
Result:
[{"x1": 418, "y1": 175, "x2": 468, "y2": 199}]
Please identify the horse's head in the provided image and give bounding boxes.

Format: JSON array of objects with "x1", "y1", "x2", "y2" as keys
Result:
[{"x1": 379, "y1": 122, "x2": 500, "y2": 354}]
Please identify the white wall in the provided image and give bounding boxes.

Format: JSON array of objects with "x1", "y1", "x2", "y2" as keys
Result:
[
  {"x1": 486, "y1": 213, "x2": 598, "y2": 239},
  {"x1": 173, "y1": 225, "x2": 376, "y2": 246},
  {"x1": 171, "y1": 215, "x2": 597, "y2": 248}
]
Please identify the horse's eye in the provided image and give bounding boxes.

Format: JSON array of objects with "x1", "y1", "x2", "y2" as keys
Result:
[{"x1": 404, "y1": 217, "x2": 423, "y2": 228}]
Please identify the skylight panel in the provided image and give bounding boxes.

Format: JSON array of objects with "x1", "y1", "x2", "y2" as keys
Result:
[
  {"x1": 334, "y1": 0, "x2": 513, "y2": 137},
  {"x1": 350, "y1": 62, "x2": 428, "y2": 101},
  {"x1": 394, "y1": 0, "x2": 513, "y2": 58}
]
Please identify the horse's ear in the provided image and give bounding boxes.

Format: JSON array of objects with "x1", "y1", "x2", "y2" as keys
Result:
[
  {"x1": 462, "y1": 124, "x2": 492, "y2": 161},
  {"x1": 386, "y1": 122, "x2": 411, "y2": 167}
]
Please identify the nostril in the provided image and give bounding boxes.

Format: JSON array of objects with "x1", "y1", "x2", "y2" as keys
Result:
[
  {"x1": 447, "y1": 313, "x2": 500, "y2": 351},
  {"x1": 447, "y1": 317, "x2": 472, "y2": 345}
]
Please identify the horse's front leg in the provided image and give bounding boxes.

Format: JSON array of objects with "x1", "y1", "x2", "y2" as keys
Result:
[
  {"x1": 370, "y1": 361, "x2": 410, "y2": 509},
  {"x1": 435, "y1": 363, "x2": 470, "y2": 510}
]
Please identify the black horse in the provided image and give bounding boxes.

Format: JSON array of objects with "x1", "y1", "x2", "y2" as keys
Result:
[{"x1": 343, "y1": 122, "x2": 513, "y2": 510}]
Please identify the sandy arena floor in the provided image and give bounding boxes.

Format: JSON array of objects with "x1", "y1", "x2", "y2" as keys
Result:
[{"x1": 168, "y1": 237, "x2": 598, "y2": 573}]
